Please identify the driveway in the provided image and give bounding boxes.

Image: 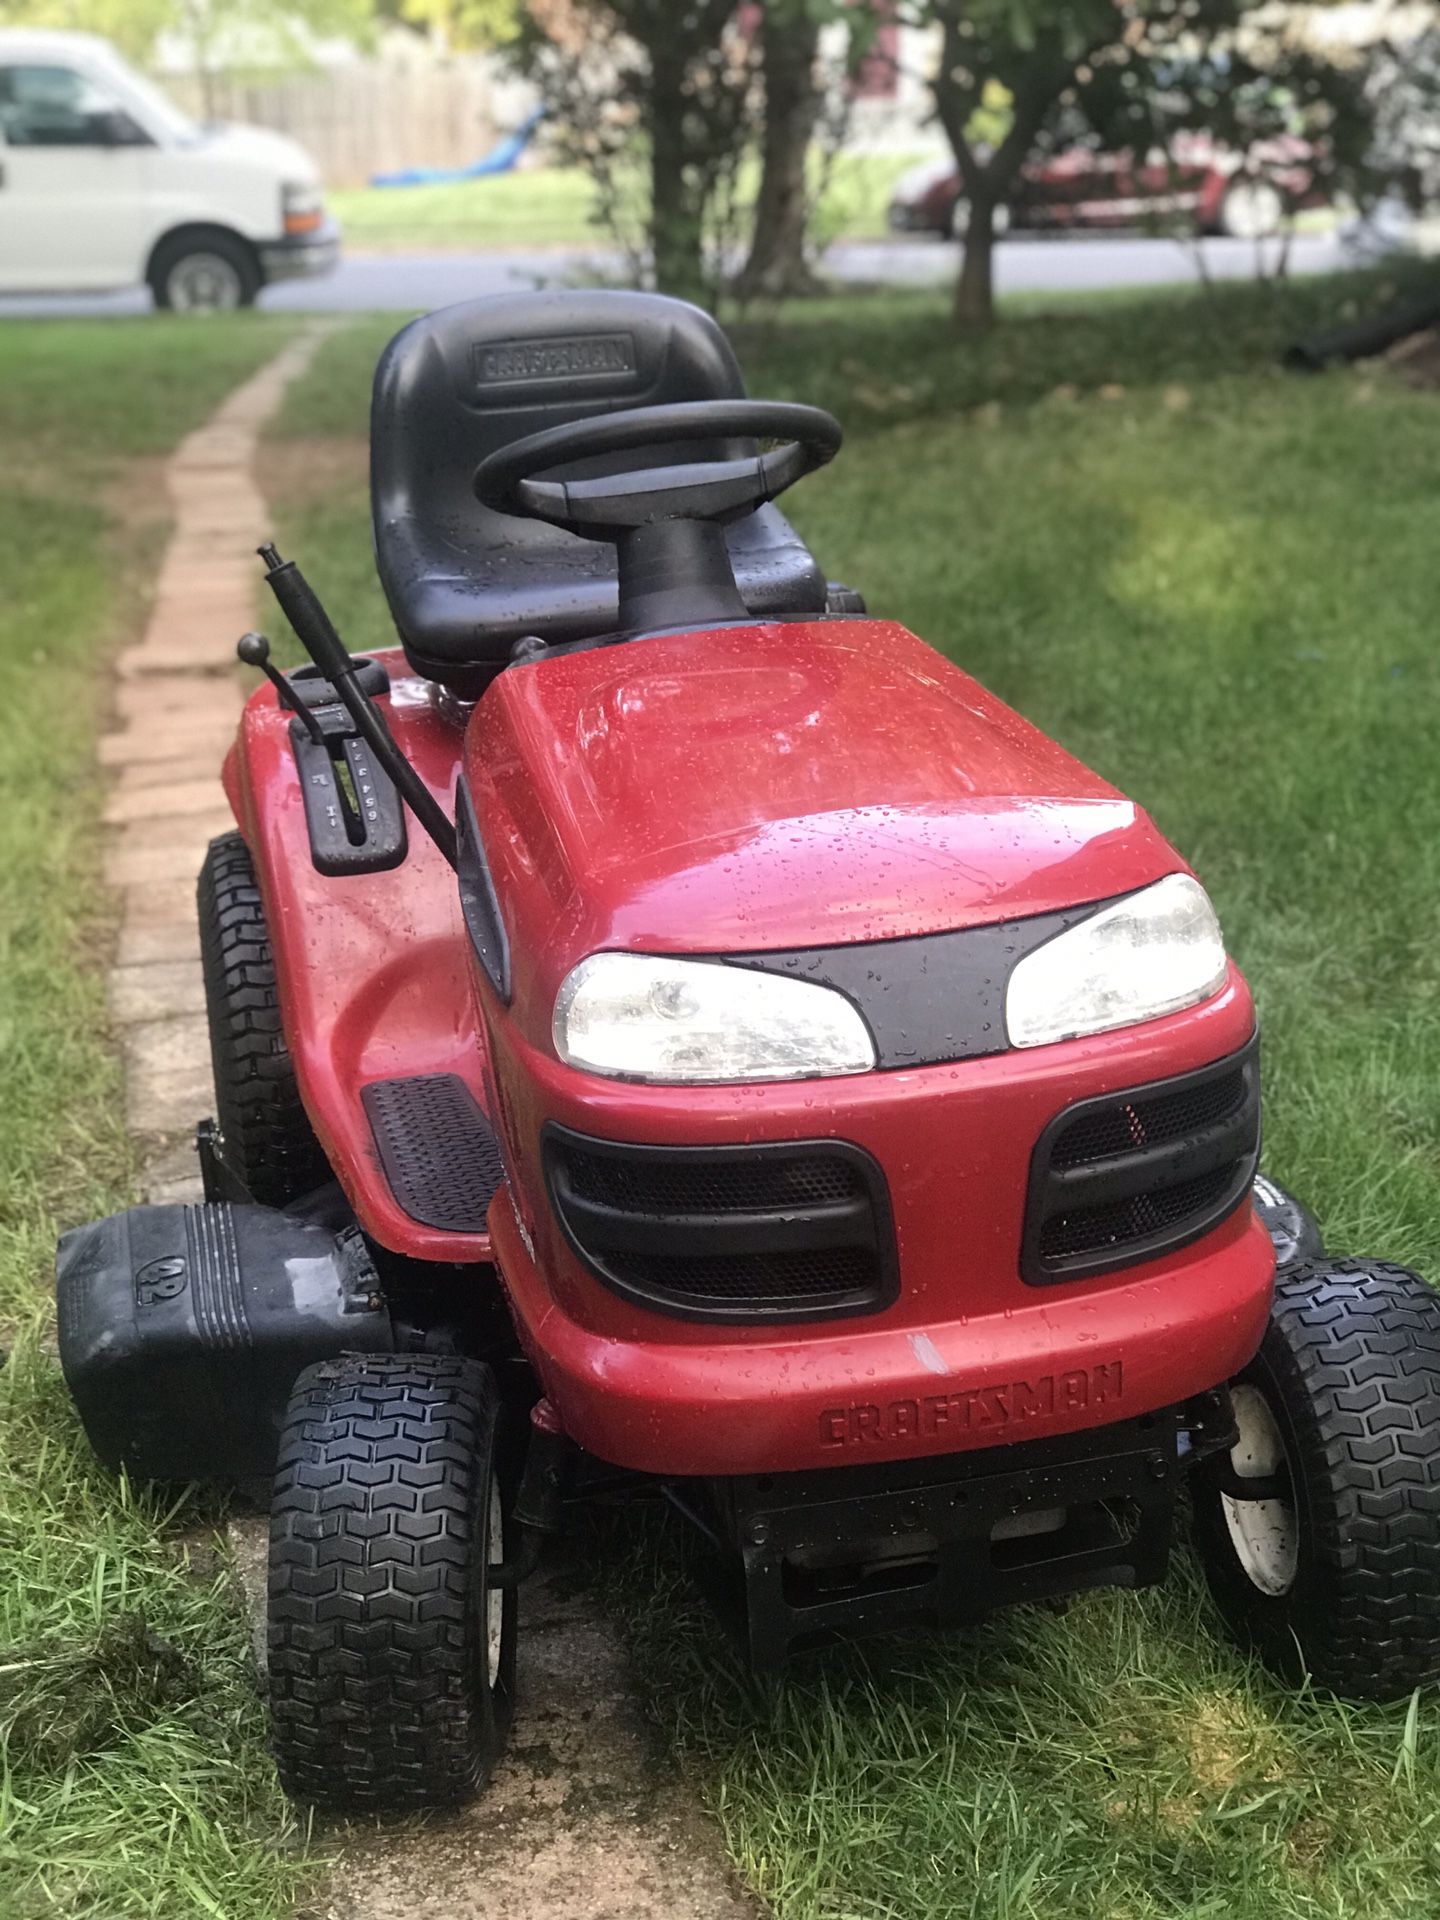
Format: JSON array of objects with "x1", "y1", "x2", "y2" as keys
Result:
[{"x1": 0, "y1": 232, "x2": 1347, "y2": 318}]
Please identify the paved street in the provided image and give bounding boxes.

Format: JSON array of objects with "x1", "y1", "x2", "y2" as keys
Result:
[
  {"x1": 0, "y1": 231, "x2": 1348, "y2": 319},
  {"x1": 835, "y1": 230, "x2": 1345, "y2": 292}
]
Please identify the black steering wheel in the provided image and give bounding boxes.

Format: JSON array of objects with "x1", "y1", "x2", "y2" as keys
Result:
[{"x1": 472, "y1": 398, "x2": 842, "y2": 539}]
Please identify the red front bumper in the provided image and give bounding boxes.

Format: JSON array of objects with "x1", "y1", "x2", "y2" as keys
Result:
[
  {"x1": 492, "y1": 1198, "x2": 1272, "y2": 1476},
  {"x1": 486, "y1": 973, "x2": 1274, "y2": 1477}
]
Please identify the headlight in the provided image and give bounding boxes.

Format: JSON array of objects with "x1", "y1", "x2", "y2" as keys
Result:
[
  {"x1": 553, "y1": 953, "x2": 877, "y2": 1084},
  {"x1": 1005, "y1": 874, "x2": 1227, "y2": 1050},
  {"x1": 282, "y1": 181, "x2": 325, "y2": 235}
]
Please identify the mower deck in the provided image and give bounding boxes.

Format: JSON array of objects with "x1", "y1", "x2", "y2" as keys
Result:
[{"x1": 702, "y1": 1390, "x2": 1235, "y2": 1668}]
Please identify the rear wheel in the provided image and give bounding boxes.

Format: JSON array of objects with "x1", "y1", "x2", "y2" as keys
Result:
[
  {"x1": 1192, "y1": 1258, "x2": 1440, "y2": 1699},
  {"x1": 267, "y1": 1354, "x2": 517, "y2": 1812},
  {"x1": 198, "y1": 832, "x2": 327, "y2": 1205}
]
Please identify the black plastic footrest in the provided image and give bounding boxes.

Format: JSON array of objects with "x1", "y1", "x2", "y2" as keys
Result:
[{"x1": 360, "y1": 1073, "x2": 506, "y2": 1233}]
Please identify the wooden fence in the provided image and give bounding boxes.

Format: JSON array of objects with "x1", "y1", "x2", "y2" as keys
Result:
[{"x1": 162, "y1": 62, "x2": 524, "y2": 189}]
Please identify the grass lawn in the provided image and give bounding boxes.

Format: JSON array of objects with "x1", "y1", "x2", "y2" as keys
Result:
[
  {"x1": 328, "y1": 150, "x2": 929, "y2": 253},
  {"x1": 263, "y1": 267, "x2": 1440, "y2": 1920},
  {"x1": 0, "y1": 316, "x2": 317, "y2": 1918}
]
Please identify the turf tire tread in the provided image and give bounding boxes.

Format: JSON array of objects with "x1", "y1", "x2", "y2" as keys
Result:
[
  {"x1": 1200, "y1": 1257, "x2": 1440, "y2": 1699},
  {"x1": 198, "y1": 831, "x2": 326, "y2": 1205},
  {"x1": 267, "y1": 1354, "x2": 509, "y2": 1812}
]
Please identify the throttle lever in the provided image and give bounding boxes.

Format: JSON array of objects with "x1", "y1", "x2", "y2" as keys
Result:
[{"x1": 236, "y1": 631, "x2": 325, "y2": 744}]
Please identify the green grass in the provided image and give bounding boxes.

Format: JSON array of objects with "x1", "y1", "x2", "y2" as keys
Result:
[
  {"x1": 604, "y1": 1535, "x2": 1440, "y2": 1920},
  {"x1": 0, "y1": 314, "x2": 315, "y2": 1918},
  {"x1": 265, "y1": 264, "x2": 1435, "y2": 444},
  {"x1": 330, "y1": 163, "x2": 596, "y2": 251},
  {"x1": 265, "y1": 272, "x2": 1440, "y2": 1920},
  {"x1": 328, "y1": 151, "x2": 928, "y2": 253},
  {"x1": 1, "y1": 317, "x2": 297, "y2": 463}
]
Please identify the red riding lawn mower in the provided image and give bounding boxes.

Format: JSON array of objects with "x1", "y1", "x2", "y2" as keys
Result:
[{"x1": 57, "y1": 291, "x2": 1440, "y2": 1813}]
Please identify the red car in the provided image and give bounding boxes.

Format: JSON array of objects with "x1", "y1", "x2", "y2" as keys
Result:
[{"x1": 888, "y1": 132, "x2": 1320, "y2": 240}]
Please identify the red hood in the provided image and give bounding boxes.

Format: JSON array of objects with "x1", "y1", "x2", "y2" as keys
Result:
[{"x1": 466, "y1": 618, "x2": 1182, "y2": 991}]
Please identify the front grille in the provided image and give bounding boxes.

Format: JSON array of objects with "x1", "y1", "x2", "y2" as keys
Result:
[
  {"x1": 616, "y1": 1246, "x2": 875, "y2": 1305},
  {"x1": 1039, "y1": 1165, "x2": 1237, "y2": 1262},
  {"x1": 543, "y1": 1128, "x2": 896, "y2": 1323},
  {"x1": 1023, "y1": 1038, "x2": 1261, "y2": 1284},
  {"x1": 559, "y1": 1146, "x2": 862, "y2": 1214},
  {"x1": 1049, "y1": 1068, "x2": 1248, "y2": 1170}
]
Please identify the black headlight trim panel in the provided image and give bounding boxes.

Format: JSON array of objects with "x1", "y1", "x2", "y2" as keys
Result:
[{"x1": 721, "y1": 898, "x2": 1113, "y2": 1070}]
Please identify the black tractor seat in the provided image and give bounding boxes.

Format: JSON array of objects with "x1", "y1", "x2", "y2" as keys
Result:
[{"x1": 371, "y1": 289, "x2": 829, "y2": 699}]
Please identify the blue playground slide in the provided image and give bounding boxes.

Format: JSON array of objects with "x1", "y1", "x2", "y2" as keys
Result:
[{"x1": 370, "y1": 108, "x2": 543, "y2": 188}]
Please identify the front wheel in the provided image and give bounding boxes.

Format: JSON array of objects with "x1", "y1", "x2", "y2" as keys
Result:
[
  {"x1": 1217, "y1": 178, "x2": 1285, "y2": 240},
  {"x1": 948, "y1": 196, "x2": 1011, "y2": 242},
  {"x1": 1192, "y1": 1259, "x2": 1440, "y2": 1699},
  {"x1": 149, "y1": 231, "x2": 260, "y2": 312},
  {"x1": 1251, "y1": 1172, "x2": 1325, "y2": 1269},
  {"x1": 267, "y1": 1355, "x2": 517, "y2": 1812}
]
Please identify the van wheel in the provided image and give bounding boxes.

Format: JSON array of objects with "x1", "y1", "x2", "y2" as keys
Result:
[
  {"x1": 1192, "y1": 1258, "x2": 1440, "y2": 1700},
  {"x1": 268, "y1": 1355, "x2": 518, "y2": 1812},
  {"x1": 149, "y1": 232, "x2": 260, "y2": 312}
]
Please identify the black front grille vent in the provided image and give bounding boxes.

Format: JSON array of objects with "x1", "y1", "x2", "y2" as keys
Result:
[
  {"x1": 543, "y1": 1129, "x2": 897, "y2": 1323},
  {"x1": 1022, "y1": 1038, "x2": 1261, "y2": 1284}
]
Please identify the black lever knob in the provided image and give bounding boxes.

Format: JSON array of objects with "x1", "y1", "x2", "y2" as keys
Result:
[{"x1": 237, "y1": 631, "x2": 324, "y2": 744}]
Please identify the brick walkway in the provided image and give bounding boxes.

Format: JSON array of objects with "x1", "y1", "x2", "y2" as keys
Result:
[
  {"x1": 103, "y1": 329, "x2": 329, "y2": 1198},
  {"x1": 101, "y1": 336, "x2": 756, "y2": 1920}
]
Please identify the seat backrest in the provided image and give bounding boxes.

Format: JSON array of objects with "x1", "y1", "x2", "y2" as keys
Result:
[{"x1": 370, "y1": 290, "x2": 826, "y2": 696}]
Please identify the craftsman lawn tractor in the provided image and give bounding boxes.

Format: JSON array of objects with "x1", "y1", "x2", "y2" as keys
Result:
[{"x1": 57, "y1": 290, "x2": 1440, "y2": 1815}]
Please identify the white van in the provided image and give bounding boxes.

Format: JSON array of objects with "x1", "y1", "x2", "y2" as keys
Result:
[{"x1": 0, "y1": 30, "x2": 338, "y2": 309}]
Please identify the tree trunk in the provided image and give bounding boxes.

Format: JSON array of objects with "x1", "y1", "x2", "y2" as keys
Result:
[
  {"x1": 953, "y1": 197, "x2": 997, "y2": 331},
  {"x1": 929, "y1": 15, "x2": 1082, "y2": 335},
  {"x1": 735, "y1": 6, "x2": 825, "y2": 300},
  {"x1": 648, "y1": 41, "x2": 706, "y2": 301}
]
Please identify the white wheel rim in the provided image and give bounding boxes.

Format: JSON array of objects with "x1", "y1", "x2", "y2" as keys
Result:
[
  {"x1": 486, "y1": 1474, "x2": 504, "y2": 1690},
  {"x1": 1222, "y1": 1382, "x2": 1298, "y2": 1596},
  {"x1": 1226, "y1": 182, "x2": 1284, "y2": 240},
  {"x1": 168, "y1": 253, "x2": 243, "y2": 312},
  {"x1": 952, "y1": 199, "x2": 1009, "y2": 240}
]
